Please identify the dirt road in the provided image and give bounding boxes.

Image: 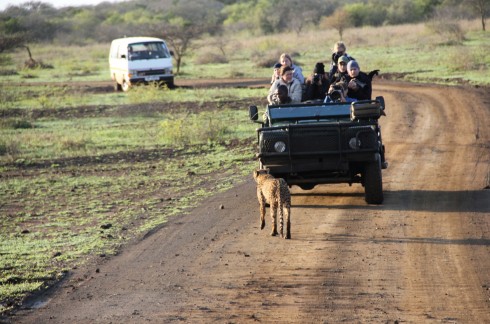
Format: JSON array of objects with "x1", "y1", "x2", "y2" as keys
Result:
[{"x1": 10, "y1": 81, "x2": 490, "y2": 323}]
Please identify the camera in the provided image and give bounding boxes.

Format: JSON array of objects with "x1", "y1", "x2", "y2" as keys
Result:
[
  {"x1": 328, "y1": 85, "x2": 343, "y2": 101},
  {"x1": 313, "y1": 74, "x2": 321, "y2": 84}
]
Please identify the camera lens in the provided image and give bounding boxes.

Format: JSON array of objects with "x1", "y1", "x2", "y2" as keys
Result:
[{"x1": 330, "y1": 90, "x2": 341, "y2": 100}]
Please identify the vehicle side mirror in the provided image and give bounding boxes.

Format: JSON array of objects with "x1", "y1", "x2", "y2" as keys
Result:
[
  {"x1": 249, "y1": 105, "x2": 258, "y2": 121},
  {"x1": 120, "y1": 54, "x2": 126, "y2": 59},
  {"x1": 169, "y1": 50, "x2": 174, "y2": 56},
  {"x1": 375, "y1": 96, "x2": 385, "y2": 111}
]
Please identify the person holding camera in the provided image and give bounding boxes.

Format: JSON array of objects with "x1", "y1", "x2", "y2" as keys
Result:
[
  {"x1": 324, "y1": 81, "x2": 357, "y2": 103},
  {"x1": 328, "y1": 41, "x2": 355, "y2": 77},
  {"x1": 328, "y1": 55, "x2": 350, "y2": 85},
  {"x1": 268, "y1": 65, "x2": 303, "y2": 105},
  {"x1": 304, "y1": 62, "x2": 329, "y2": 101},
  {"x1": 346, "y1": 60, "x2": 372, "y2": 101}
]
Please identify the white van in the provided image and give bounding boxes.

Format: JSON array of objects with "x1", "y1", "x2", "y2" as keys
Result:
[{"x1": 109, "y1": 37, "x2": 174, "y2": 91}]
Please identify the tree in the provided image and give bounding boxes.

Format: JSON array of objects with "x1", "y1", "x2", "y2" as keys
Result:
[
  {"x1": 465, "y1": 0, "x2": 489, "y2": 30},
  {"x1": 0, "y1": 34, "x2": 25, "y2": 53},
  {"x1": 144, "y1": 0, "x2": 223, "y2": 74},
  {"x1": 322, "y1": 9, "x2": 351, "y2": 40},
  {"x1": 159, "y1": 18, "x2": 204, "y2": 74}
]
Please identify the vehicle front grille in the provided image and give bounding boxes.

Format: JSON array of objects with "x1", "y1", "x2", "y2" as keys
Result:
[
  {"x1": 289, "y1": 126, "x2": 339, "y2": 153},
  {"x1": 138, "y1": 69, "x2": 167, "y2": 76}
]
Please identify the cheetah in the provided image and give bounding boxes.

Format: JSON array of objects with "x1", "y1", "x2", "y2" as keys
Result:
[{"x1": 253, "y1": 169, "x2": 291, "y2": 239}]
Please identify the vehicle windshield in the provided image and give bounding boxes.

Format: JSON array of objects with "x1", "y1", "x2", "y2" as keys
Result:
[{"x1": 128, "y1": 42, "x2": 171, "y2": 61}]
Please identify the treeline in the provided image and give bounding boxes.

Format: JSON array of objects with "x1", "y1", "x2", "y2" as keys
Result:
[
  {"x1": 0, "y1": 0, "x2": 486, "y2": 71},
  {"x1": 1, "y1": 0, "x2": 485, "y2": 44}
]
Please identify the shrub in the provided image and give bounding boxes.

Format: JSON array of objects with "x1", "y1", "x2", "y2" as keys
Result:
[
  {"x1": 160, "y1": 112, "x2": 230, "y2": 146},
  {"x1": 425, "y1": 20, "x2": 465, "y2": 44},
  {"x1": 194, "y1": 52, "x2": 228, "y2": 65},
  {"x1": 0, "y1": 138, "x2": 20, "y2": 157},
  {"x1": 0, "y1": 119, "x2": 34, "y2": 129}
]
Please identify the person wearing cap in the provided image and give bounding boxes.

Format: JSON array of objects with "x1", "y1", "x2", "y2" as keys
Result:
[
  {"x1": 267, "y1": 65, "x2": 303, "y2": 104},
  {"x1": 346, "y1": 60, "x2": 372, "y2": 101},
  {"x1": 304, "y1": 62, "x2": 330, "y2": 101},
  {"x1": 328, "y1": 55, "x2": 350, "y2": 85},
  {"x1": 270, "y1": 62, "x2": 282, "y2": 84}
]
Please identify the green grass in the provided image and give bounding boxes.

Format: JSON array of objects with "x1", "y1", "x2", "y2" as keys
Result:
[
  {"x1": 0, "y1": 106, "x2": 257, "y2": 163},
  {"x1": 0, "y1": 82, "x2": 265, "y2": 110}
]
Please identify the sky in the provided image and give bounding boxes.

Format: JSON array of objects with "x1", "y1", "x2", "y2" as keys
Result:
[{"x1": 0, "y1": 0, "x2": 127, "y2": 11}]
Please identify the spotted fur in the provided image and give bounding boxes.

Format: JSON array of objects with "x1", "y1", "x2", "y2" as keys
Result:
[{"x1": 253, "y1": 169, "x2": 291, "y2": 239}]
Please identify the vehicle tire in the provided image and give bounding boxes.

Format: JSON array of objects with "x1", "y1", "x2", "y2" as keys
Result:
[
  {"x1": 299, "y1": 184, "x2": 315, "y2": 190},
  {"x1": 364, "y1": 153, "x2": 383, "y2": 204},
  {"x1": 122, "y1": 80, "x2": 130, "y2": 92},
  {"x1": 114, "y1": 81, "x2": 122, "y2": 92}
]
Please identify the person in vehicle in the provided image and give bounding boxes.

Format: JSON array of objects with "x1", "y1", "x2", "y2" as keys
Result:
[
  {"x1": 276, "y1": 53, "x2": 304, "y2": 84},
  {"x1": 346, "y1": 60, "x2": 372, "y2": 101},
  {"x1": 268, "y1": 65, "x2": 303, "y2": 104},
  {"x1": 329, "y1": 41, "x2": 355, "y2": 76},
  {"x1": 270, "y1": 84, "x2": 292, "y2": 105},
  {"x1": 328, "y1": 55, "x2": 350, "y2": 85},
  {"x1": 304, "y1": 62, "x2": 329, "y2": 101},
  {"x1": 270, "y1": 62, "x2": 282, "y2": 84}
]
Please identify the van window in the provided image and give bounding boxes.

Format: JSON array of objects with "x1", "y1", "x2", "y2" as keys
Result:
[{"x1": 128, "y1": 42, "x2": 171, "y2": 61}]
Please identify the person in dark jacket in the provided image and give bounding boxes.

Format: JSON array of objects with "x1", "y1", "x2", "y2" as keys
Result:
[
  {"x1": 346, "y1": 60, "x2": 372, "y2": 101},
  {"x1": 304, "y1": 62, "x2": 330, "y2": 101}
]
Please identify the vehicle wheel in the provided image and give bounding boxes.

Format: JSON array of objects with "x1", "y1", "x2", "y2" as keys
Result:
[
  {"x1": 122, "y1": 80, "x2": 130, "y2": 92},
  {"x1": 114, "y1": 81, "x2": 122, "y2": 92},
  {"x1": 364, "y1": 153, "x2": 383, "y2": 204},
  {"x1": 299, "y1": 184, "x2": 315, "y2": 190}
]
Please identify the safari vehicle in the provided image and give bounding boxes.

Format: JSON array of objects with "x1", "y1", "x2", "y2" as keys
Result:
[
  {"x1": 249, "y1": 98, "x2": 387, "y2": 204},
  {"x1": 109, "y1": 37, "x2": 174, "y2": 92}
]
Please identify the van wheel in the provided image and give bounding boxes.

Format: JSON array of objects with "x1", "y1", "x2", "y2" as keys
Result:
[
  {"x1": 114, "y1": 81, "x2": 122, "y2": 92},
  {"x1": 122, "y1": 80, "x2": 130, "y2": 92}
]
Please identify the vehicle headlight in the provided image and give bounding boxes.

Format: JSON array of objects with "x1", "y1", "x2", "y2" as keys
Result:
[
  {"x1": 349, "y1": 137, "x2": 361, "y2": 150},
  {"x1": 274, "y1": 141, "x2": 286, "y2": 152}
]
